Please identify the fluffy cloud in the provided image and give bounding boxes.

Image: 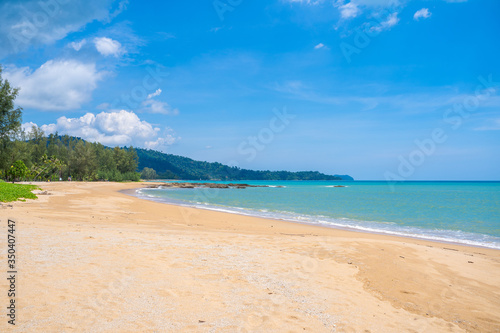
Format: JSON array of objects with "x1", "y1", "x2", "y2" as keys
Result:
[
  {"x1": 69, "y1": 39, "x2": 87, "y2": 51},
  {"x1": 23, "y1": 110, "x2": 179, "y2": 149},
  {"x1": 314, "y1": 43, "x2": 325, "y2": 49},
  {"x1": 338, "y1": 2, "x2": 361, "y2": 19},
  {"x1": 147, "y1": 88, "x2": 162, "y2": 99},
  {"x1": 94, "y1": 37, "x2": 123, "y2": 57},
  {"x1": 414, "y1": 8, "x2": 431, "y2": 20},
  {"x1": 370, "y1": 12, "x2": 399, "y2": 32},
  {"x1": 0, "y1": 0, "x2": 125, "y2": 57},
  {"x1": 141, "y1": 88, "x2": 179, "y2": 115},
  {"x1": 3, "y1": 59, "x2": 103, "y2": 111}
]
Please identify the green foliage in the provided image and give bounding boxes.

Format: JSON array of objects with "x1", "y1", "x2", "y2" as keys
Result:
[
  {"x1": 141, "y1": 167, "x2": 157, "y2": 179},
  {"x1": 0, "y1": 182, "x2": 40, "y2": 202},
  {"x1": 96, "y1": 170, "x2": 140, "y2": 182},
  {"x1": 136, "y1": 148, "x2": 345, "y2": 181},
  {"x1": 0, "y1": 130, "x2": 140, "y2": 182},
  {"x1": 6, "y1": 160, "x2": 28, "y2": 182},
  {"x1": 123, "y1": 171, "x2": 141, "y2": 182},
  {"x1": 30, "y1": 154, "x2": 65, "y2": 181},
  {"x1": 0, "y1": 65, "x2": 23, "y2": 172}
]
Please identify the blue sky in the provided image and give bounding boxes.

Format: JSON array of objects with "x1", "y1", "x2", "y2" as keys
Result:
[{"x1": 1, "y1": 0, "x2": 499, "y2": 180}]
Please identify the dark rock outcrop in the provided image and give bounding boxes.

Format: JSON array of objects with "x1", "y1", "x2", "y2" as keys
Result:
[{"x1": 147, "y1": 182, "x2": 274, "y2": 189}]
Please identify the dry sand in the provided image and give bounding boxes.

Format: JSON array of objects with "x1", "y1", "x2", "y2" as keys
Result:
[{"x1": 1, "y1": 181, "x2": 499, "y2": 332}]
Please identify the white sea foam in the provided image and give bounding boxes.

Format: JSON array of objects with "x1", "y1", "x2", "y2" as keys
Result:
[{"x1": 133, "y1": 186, "x2": 500, "y2": 250}]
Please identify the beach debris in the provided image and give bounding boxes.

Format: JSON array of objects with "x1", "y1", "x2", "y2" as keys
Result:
[
  {"x1": 36, "y1": 190, "x2": 51, "y2": 195},
  {"x1": 198, "y1": 320, "x2": 205, "y2": 323},
  {"x1": 399, "y1": 256, "x2": 405, "y2": 259},
  {"x1": 468, "y1": 261, "x2": 474, "y2": 263}
]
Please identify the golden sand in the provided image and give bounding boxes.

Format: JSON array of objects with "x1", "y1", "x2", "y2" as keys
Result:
[{"x1": 1, "y1": 181, "x2": 499, "y2": 332}]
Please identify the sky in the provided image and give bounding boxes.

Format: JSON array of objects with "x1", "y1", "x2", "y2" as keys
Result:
[{"x1": 0, "y1": 0, "x2": 499, "y2": 180}]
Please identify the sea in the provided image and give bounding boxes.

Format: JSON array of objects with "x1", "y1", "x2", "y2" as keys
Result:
[{"x1": 135, "y1": 181, "x2": 500, "y2": 249}]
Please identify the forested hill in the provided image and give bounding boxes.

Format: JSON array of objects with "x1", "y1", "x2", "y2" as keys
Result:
[
  {"x1": 0, "y1": 131, "x2": 352, "y2": 181},
  {"x1": 136, "y1": 148, "x2": 353, "y2": 181}
]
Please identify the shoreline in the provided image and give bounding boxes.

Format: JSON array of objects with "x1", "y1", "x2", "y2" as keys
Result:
[
  {"x1": 1, "y1": 181, "x2": 499, "y2": 332},
  {"x1": 130, "y1": 185, "x2": 500, "y2": 251}
]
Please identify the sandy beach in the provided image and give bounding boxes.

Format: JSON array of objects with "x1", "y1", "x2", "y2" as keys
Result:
[{"x1": 1, "y1": 181, "x2": 499, "y2": 332}]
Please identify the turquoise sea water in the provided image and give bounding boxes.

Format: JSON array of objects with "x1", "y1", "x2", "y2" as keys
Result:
[{"x1": 136, "y1": 181, "x2": 500, "y2": 249}]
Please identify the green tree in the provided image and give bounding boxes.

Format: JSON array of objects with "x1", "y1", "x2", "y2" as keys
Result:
[
  {"x1": 141, "y1": 167, "x2": 157, "y2": 179},
  {"x1": 69, "y1": 141, "x2": 98, "y2": 181},
  {"x1": 28, "y1": 125, "x2": 47, "y2": 164},
  {"x1": 0, "y1": 65, "x2": 23, "y2": 173},
  {"x1": 30, "y1": 154, "x2": 65, "y2": 181},
  {"x1": 10, "y1": 129, "x2": 32, "y2": 168},
  {"x1": 7, "y1": 160, "x2": 28, "y2": 182},
  {"x1": 113, "y1": 146, "x2": 138, "y2": 174}
]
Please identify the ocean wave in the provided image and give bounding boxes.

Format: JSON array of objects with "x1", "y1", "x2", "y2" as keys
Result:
[{"x1": 133, "y1": 188, "x2": 500, "y2": 250}]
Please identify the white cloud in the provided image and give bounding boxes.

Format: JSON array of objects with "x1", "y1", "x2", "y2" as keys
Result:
[
  {"x1": 0, "y1": 0, "x2": 123, "y2": 57},
  {"x1": 332, "y1": 0, "x2": 401, "y2": 28},
  {"x1": 108, "y1": 0, "x2": 129, "y2": 20},
  {"x1": 144, "y1": 136, "x2": 178, "y2": 149},
  {"x1": 23, "y1": 110, "x2": 179, "y2": 149},
  {"x1": 141, "y1": 99, "x2": 179, "y2": 115},
  {"x1": 94, "y1": 37, "x2": 123, "y2": 57},
  {"x1": 338, "y1": 2, "x2": 361, "y2": 19},
  {"x1": 69, "y1": 39, "x2": 87, "y2": 51},
  {"x1": 3, "y1": 59, "x2": 103, "y2": 111},
  {"x1": 314, "y1": 43, "x2": 325, "y2": 49},
  {"x1": 143, "y1": 88, "x2": 178, "y2": 115},
  {"x1": 370, "y1": 12, "x2": 399, "y2": 32},
  {"x1": 414, "y1": 8, "x2": 431, "y2": 20},
  {"x1": 147, "y1": 88, "x2": 162, "y2": 99},
  {"x1": 21, "y1": 121, "x2": 38, "y2": 133}
]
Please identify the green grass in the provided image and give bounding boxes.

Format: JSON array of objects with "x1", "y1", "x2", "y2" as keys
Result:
[{"x1": 0, "y1": 182, "x2": 40, "y2": 202}]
